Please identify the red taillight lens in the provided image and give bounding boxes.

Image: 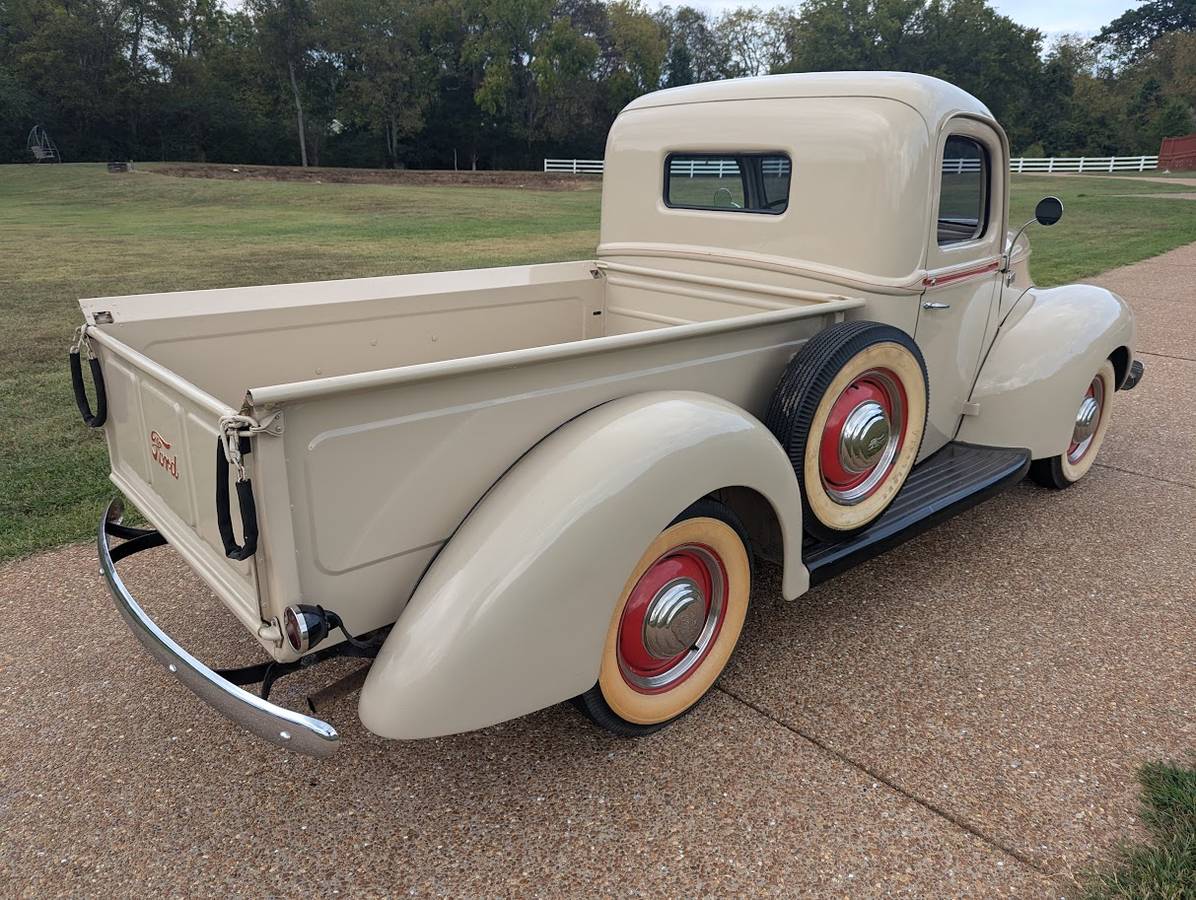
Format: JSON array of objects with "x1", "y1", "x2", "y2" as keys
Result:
[
  {"x1": 284, "y1": 606, "x2": 305, "y2": 652},
  {"x1": 282, "y1": 604, "x2": 330, "y2": 653}
]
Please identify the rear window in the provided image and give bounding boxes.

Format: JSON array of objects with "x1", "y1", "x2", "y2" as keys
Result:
[{"x1": 665, "y1": 153, "x2": 791, "y2": 214}]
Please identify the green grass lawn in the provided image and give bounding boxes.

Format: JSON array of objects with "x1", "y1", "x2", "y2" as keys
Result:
[
  {"x1": 1082, "y1": 760, "x2": 1196, "y2": 899},
  {"x1": 1008, "y1": 174, "x2": 1196, "y2": 283},
  {"x1": 1, "y1": 164, "x2": 1194, "y2": 561}
]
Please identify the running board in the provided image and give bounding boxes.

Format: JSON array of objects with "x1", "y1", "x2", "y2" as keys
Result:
[{"x1": 804, "y1": 442, "x2": 1031, "y2": 585}]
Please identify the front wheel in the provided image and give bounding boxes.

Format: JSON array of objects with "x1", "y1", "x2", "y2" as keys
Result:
[
  {"x1": 573, "y1": 498, "x2": 751, "y2": 736},
  {"x1": 1029, "y1": 360, "x2": 1116, "y2": 489}
]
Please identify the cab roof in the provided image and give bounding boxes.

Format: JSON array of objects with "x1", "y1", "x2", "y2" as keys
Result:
[{"x1": 623, "y1": 71, "x2": 994, "y2": 132}]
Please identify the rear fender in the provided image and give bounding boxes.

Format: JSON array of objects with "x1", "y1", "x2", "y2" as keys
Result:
[
  {"x1": 958, "y1": 284, "x2": 1134, "y2": 458},
  {"x1": 359, "y1": 391, "x2": 804, "y2": 739}
]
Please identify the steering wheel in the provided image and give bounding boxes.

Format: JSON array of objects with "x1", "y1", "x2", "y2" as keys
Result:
[{"x1": 713, "y1": 187, "x2": 743, "y2": 209}]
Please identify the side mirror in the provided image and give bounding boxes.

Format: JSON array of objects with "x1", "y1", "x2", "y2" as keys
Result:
[{"x1": 1035, "y1": 196, "x2": 1064, "y2": 226}]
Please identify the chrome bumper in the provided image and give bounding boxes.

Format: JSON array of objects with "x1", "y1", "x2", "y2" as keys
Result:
[
  {"x1": 98, "y1": 500, "x2": 340, "y2": 757},
  {"x1": 1120, "y1": 358, "x2": 1145, "y2": 391}
]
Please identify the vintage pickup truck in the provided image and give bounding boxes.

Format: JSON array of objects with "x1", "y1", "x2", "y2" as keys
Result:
[{"x1": 75, "y1": 72, "x2": 1143, "y2": 757}]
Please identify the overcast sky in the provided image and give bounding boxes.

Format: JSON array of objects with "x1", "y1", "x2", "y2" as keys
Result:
[{"x1": 675, "y1": 0, "x2": 1137, "y2": 38}]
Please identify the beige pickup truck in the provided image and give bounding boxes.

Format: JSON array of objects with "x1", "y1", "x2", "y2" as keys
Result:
[{"x1": 75, "y1": 72, "x2": 1142, "y2": 757}]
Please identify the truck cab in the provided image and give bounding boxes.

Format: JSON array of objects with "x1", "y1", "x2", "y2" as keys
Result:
[{"x1": 601, "y1": 72, "x2": 1019, "y2": 456}]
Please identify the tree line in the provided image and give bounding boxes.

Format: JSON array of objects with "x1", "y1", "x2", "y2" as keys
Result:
[{"x1": 1, "y1": 0, "x2": 1193, "y2": 169}]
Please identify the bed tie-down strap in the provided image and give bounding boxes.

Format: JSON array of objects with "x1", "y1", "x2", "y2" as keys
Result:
[
  {"x1": 69, "y1": 326, "x2": 107, "y2": 428},
  {"x1": 216, "y1": 416, "x2": 259, "y2": 561}
]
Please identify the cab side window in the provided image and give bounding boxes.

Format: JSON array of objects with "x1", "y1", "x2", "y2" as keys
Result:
[{"x1": 937, "y1": 136, "x2": 989, "y2": 245}]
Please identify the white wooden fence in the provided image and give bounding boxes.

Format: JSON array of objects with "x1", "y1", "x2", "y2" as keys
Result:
[
  {"x1": 545, "y1": 155, "x2": 1160, "y2": 175},
  {"x1": 543, "y1": 158, "x2": 605, "y2": 174},
  {"x1": 1009, "y1": 155, "x2": 1158, "y2": 173}
]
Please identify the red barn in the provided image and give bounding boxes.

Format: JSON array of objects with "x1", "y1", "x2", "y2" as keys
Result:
[{"x1": 1159, "y1": 133, "x2": 1196, "y2": 170}]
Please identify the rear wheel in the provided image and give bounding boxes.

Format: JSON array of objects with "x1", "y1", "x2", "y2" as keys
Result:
[
  {"x1": 765, "y1": 321, "x2": 928, "y2": 541},
  {"x1": 1029, "y1": 360, "x2": 1115, "y2": 489},
  {"x1": 574, "y1": 498, "x2": 751, "y2": 736}
]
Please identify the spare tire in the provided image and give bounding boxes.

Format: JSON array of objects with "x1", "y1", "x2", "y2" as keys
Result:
[{"x1": 765, "y1": 321, "x2": 928, "y2": 542}]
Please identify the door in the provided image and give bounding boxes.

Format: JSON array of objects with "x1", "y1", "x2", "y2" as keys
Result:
[{"x1": 914, "y1": 119, "x2": 1006, "y2": 457}]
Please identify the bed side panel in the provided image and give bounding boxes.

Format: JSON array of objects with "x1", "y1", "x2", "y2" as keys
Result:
[{"x1": 279, "y1": 314, "x2": 835, "y2": 636}]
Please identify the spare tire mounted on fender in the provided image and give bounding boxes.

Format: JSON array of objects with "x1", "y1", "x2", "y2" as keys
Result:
[{"x1": 765, "y1": 321, "x2": 928, "y2": 542}]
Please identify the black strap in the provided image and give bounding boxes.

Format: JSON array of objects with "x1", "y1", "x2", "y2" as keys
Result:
[
  {"x1": 217, "y1": 660, "x2": 277, "y2": 687},
  {"x1": 70, "y1": 349, "x2": 107, "y2": 427},
  {"x1": 215, "y1": 437, "x2": 259, "y2": 560},
  {"x1": 217, "y1": 640, "x2": 381, "y2": 700},
  {"x1": 107, "y1": 529, "x2": 168, "y2": 562},
  {"x1": 106, "y1": 521, "x2": 157, "y2": 541}
]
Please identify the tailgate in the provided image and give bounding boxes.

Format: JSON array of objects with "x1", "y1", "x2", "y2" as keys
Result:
[{"x1": 84, "y1": 327, "x2": 264, "y2": 631}]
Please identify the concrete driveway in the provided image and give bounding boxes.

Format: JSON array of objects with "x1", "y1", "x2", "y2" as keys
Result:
[{"x1": 2, "y1": 246, "x2": 1193, "y2": 898}]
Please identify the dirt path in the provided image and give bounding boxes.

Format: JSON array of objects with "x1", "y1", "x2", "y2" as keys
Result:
[
  {"x1": 1106, "y1": 174, "x2": 1196, "y2": 187},
  {"x1": 147, "y1": 162, "x2": 601, "y2": 191},
  {"x1": 3, "y1": 246, "x2": 1194, "y2": 896},
  {"x1": 1111, "y1": 191, "x2": 1196, "y2": 200},
  {"x1": 1019, "y1": 171, "x2": 1196, "y2": 188}
]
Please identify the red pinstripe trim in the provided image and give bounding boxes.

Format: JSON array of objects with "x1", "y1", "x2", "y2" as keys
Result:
[{"x1": 923, "y1": 260, "x2": 1000, "y2": 288}]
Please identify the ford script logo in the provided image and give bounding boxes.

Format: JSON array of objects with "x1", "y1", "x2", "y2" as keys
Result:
[{"x1": 150, "y1": 430, "x2": 179, "y2": 479}]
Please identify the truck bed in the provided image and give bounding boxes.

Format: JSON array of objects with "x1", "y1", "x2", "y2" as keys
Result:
[
  {"x1": 82, "y1": 260, "x2": 854, "y2": 407},
  {"x1": 81, "y1": 259, "x2": 862, "y2": 657}
]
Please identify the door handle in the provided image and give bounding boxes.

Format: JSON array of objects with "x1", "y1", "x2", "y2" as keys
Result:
[{"x1": 922, "y1": 302, "x2": 951, "y2": 310}]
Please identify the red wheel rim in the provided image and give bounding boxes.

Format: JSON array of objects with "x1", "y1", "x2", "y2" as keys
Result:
[
  {"x1": 616, "y1": 543, "x2": 727, "y2": 694},
  {"x1": 818, "y1": 367, "x2": 908, "y2": 504}
]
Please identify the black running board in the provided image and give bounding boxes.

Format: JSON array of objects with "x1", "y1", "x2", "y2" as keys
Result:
[{"x1": 804, "y1": 442, "x2": 1030, "y2": 585}]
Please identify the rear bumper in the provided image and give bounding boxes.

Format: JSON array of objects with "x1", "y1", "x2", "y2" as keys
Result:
[
  {"x1": 99, "y1": 499, "x2": 340, "y2": 758},
  {"x1": 1120, "y1": 358, "x2": 1145, "y2": 391}
]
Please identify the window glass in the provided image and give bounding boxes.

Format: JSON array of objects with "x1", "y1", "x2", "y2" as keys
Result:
[
  {"x1": 760, "y1": 157, "x2": 791, "y2": 209},
  {"x1": 665, "y1": 154, "x2": 790, "y2": 214},
  {"x1": 937, "y1": 136, "x2": 988, "y2": 245}
]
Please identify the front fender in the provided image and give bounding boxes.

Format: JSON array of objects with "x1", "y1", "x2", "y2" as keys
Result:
[
  {"x1": 957, "y1": 284, "x2": 1134, "y2": 458},
  {"x1": 359, "y1": 391, "x2": 804, "y2": 740}
]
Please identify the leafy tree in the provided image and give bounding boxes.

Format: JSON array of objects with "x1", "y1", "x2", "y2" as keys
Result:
[
  {"x1": 3, "y1": 0, "x2": 140, "y2": 159},
  {"x1": 605, "y1": 1, "x2": 666, "y2": 110},
  {"x1": 248, "y1": 0, "x2": 317, "y2": 165},
  {"x1": 784, "y1": 0, "x2": 923, "y2": 72},
  {"x1": 0, "y1": 0, "x2": 1190, "y2": 167},
  {"x1": 715, "y1": 6, "x2": 789, "y2": 78},
  {"x1": 325, "y1": 0, "x2": 439, "y2": 168},
  {"x1": 1153, "y1": 96, "x2": 1194, "y2": 143},
  {"x1": 149, "y1": 0, "x2": 240, "y2": 161},
  {"x1": 657, "y1": 5, "x2": 727, "y2": 86},
  {"x1": 463, "y1": 0, "x2": 552, "y2": 153},
  {"x1": 1125, "y1": 29, "x2": 1196, "y2": 144},
  {"x1": 530, "y1": 17, "x2": 600, "y2": 143},
  {"x1": 1093, "y1": 0, "x2": 1196, "y2": 65}
]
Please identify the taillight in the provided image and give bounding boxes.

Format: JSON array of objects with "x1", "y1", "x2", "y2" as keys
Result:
[{"x1": 283, "y1": 604, "x2": 330, "y2": 653}]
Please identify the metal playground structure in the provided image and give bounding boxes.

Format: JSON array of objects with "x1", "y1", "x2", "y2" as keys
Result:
[{"x1": 27, "y1": 125, "x2": 60, "y2": 163}]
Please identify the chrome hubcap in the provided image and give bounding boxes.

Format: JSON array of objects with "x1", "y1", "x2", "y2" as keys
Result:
[
  {"x1": 821, "y1": 368, "x2": 907, "y2": 506},
  {"x1": 618, "y1": 544, "x2": 726, "y2": 692},
  {"x1": 642, "y1": 578, "x2": 706, "y2": 659},
  {"x1": 1068, "y1": 376, "x2": 1105, "y2": 464},
  {"x1": 840, "y1": 401, "x2": 891, "y2": 473},
  {"x1": 1072, "y1": 396, "x2": 1100, "y2": 445}
]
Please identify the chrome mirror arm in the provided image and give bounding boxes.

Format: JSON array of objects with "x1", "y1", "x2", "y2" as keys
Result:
[{"x1": 1002, "y1": 218, "x2": 1036, "y2": 272}]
